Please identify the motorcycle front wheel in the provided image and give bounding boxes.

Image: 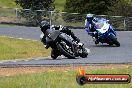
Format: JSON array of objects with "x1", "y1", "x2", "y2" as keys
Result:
[
  {"x1": 111, "y1": 35, "x2": 120, "y2": 47},
  {"x1": 81, "y1": 48, "x2": 88, "y2": 58}
]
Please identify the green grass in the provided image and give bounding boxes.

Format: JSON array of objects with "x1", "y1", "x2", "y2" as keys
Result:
[
  {"x1": 0, "y1": 8, "x2": 16, "y2": 17},
  {"x1": 54, "y1": 0, "x2": 66, "y2": 11},
  {"x1": 0, "y1": 0, "x2": 18, "y2": 17},
  {"x1": 0, "y1": 36, "x2": 50, "y2": 60},
  {"x1": 0, "y1": 66, "x2": 132, "y2": 88},
  {"x1": 0, "y1": 24, "x2": 17, "y2": 26},
  {"x1": 0, "y1": 0, "x2": 18, "y2": 8},
  {"x1": 0, "y1": 0, "x2": 66, "y2": 22}
]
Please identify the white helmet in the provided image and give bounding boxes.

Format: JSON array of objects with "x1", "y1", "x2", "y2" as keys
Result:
[{"x1": 86, "y1": 14, "x2": 94, "y2": 22}]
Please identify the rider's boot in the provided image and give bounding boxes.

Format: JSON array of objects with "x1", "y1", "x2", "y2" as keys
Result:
[
  {"x1": 51, "y1": 49, "x2": 59, "y2": 59},
  {"x1": 95, "y1": 39, "x2": 99, "y2": 44}
]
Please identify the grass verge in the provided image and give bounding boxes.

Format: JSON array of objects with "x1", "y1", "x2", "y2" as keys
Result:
[
  {"x1": 0, "y1": 36, "x2": 50, "y2": 60},
  {"x1": 0, "y1": 65, "x2": 131, "y2": 88},
  {"x1": 0, "y1": 0, "x2": 17, "y2": 8}
]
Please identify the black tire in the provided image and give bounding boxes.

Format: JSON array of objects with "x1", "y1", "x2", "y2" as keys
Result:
[
  {"x1": 81, "y1": 48, "x2": 88, "y2": 58},
  {"x1": 114, "y1": 39, "x2": 120, "y2": 47},
  {"x1": 111, "y1": 35, "x2": 120, "y2": 47},
  {"x1": 108, "y1": 43, "x2": 113, "y2": 46},
  {"x1": 57, "y1": 43, "x2": 76, "y2": 59}
]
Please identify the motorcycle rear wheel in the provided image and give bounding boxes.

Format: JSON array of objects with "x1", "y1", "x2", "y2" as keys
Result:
[{"x1": 57, "y1": 41, "x2": 76, "y2": 59}]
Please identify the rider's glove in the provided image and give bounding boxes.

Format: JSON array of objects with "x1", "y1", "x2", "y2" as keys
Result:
[
  {"x1": 87, "y1": 31, "x2": 97, "y2": 37},
  {"x1": 93, "y1": 31, "x2": 97, "y2": 35}
]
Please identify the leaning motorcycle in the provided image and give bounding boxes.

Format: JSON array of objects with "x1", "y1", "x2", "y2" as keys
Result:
[
  {"x1": 40, "y1": 29, "x2": 88, "y2": 59},
  {"x1": 88, "y1": 19, "x2": 120, "y2": 47}
]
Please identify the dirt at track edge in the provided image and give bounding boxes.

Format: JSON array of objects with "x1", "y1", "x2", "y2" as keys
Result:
[{"x1": 0, "y1": 64, "x2": 131, "y2": 77}]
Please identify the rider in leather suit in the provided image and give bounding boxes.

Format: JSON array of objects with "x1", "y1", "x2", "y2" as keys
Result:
[
  {"x1": 85, "y1": 14, "x2": 99, "y2": 44},
  {"x1": 40, "y1": 21, "x2": 80, "y2": 59}
]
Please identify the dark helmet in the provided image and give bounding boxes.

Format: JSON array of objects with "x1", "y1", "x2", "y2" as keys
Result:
[
  {"x1": 86, "y1": 14, "x2": 94, "y2": 23},
  {"x1": 40, "y1": 21, "x2": 50, "y2": 33}
]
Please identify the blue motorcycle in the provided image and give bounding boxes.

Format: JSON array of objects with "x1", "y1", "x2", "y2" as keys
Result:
[{"x1": 88, "y1": 19, "x2": 120, "y2": 47}]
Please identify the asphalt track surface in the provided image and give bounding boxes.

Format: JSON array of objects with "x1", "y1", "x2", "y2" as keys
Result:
[{"x1": 0, "y1": 26, "x2": 132, "y2": 66}]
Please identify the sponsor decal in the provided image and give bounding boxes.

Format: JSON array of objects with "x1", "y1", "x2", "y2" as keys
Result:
[{"x1": 76, "y1": 66, "x2": 131, "y2": 85}]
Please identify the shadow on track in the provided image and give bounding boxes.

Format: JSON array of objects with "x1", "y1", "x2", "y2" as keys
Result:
[
  {"x1": 90, "y1": 44, "x2": 119, "y2": 48},
  {"x1": 36, "y1": 56, "x2": 81, "y2": 61}
]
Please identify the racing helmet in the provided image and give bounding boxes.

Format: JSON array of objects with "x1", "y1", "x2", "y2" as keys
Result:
[
  {"x1": 86, "y1": 14, "x2": 94, "y2": 23},
  {"x1": 40, "y1": 21, "x2": 50, "y2": 33}
]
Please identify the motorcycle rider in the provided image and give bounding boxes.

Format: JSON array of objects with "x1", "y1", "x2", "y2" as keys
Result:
[
  {"x1": 40, "y1": 21, "x2": 80, "y2": 59},
  {"x1": 85, "y1": 14, "x2": 99, "y2": 44}
]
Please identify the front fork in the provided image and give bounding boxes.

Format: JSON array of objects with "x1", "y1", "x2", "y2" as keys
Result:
[
  {"x1": 73, "y1": 42, "x2": 84, "y2": 56},
  {"x1": 109, "y1": 26, "x2": 116, "y2": 36}
]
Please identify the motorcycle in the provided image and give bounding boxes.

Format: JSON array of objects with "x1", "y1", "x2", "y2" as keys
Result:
[
  {"x1": 40, "y1": 28, "x2": 88, "y2": 59},
  {"x1": 88, "y1": 19, "x2": 120, "y2": 47}
]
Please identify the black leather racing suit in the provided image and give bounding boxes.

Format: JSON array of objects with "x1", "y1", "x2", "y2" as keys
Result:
[{"x1": 40, "y1": 25, "x2": 80, "y2": 59}]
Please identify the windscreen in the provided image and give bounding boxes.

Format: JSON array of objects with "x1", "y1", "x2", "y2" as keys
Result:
[{"x1": 94, "y1": 20, "x2": 104, "y2": 29}]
